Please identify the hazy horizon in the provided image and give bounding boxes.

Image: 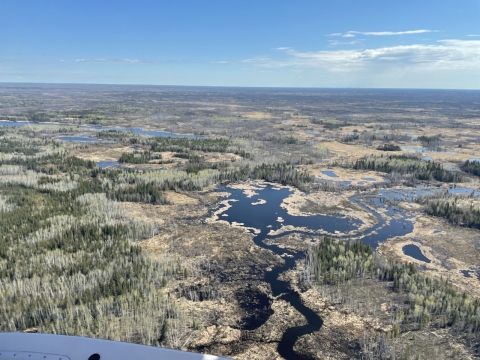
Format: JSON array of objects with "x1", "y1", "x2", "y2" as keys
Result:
[{"x1": 2, "y1": 82, "x2": 480, "y2": 92}]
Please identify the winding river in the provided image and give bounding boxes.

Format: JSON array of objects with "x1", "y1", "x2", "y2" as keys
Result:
[{"x1": 216, "y1": 184, "x2": 414, "y2": 359}]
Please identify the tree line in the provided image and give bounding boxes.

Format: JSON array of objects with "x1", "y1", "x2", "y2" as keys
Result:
[
  {"x1": 461, "y1": 160, "x2": 480, "y2": 177},
  {"x1": 377, "y1": 143, "x2": 401, "y2": 151},
  {"x1": 337, "y1": 154, "x2": 463, "y2": 183},
  {"x1": 303, "y1": 238, "x2": 480, "y2": 339},
  {"x1": 151, "y1": 136, "x2": 253, "y2": 160},
  {"x1": 420, "y1": 196, "x2": 480, "y2": 230},
  {"x1": 119, "y1": 151, "x2": 160, "y2": 164}
]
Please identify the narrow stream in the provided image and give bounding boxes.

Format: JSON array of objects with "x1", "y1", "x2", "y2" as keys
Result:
[{"x1": 217, "y1": 184, "x2": 414, "y2": 359}]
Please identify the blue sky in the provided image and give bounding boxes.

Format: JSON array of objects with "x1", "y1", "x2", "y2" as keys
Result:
[{"x1": 1, "y1": 0, "x2": 480, "y2": 88}]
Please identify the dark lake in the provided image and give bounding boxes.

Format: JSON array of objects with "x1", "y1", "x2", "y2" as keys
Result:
[{"x1": 402, "y1": 244, "x2": 431, "y2": 263}]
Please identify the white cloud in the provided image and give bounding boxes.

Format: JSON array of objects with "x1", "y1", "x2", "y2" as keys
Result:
[
  {"x1": 243, "y1": 40, "x2": 480, "y2": 72},
  {"x1": 328, "y1": 29, "x2": 438, "y2": 37},
  {"x1": 468, "y1": 34, "x2": 480, "y2": 37},
  {"x1": 328, "y1": 40, "x2": 362, "y2": 46},
  {"x1": 350, "y1": 29, "x2": 438, "y2": 36}
]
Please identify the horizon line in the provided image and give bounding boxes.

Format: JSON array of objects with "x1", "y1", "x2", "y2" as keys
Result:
[{"x1": 0, "y1": 81, "x2": 479, "y2": 91}]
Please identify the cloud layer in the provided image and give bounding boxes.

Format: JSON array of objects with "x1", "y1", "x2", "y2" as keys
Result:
[
  {"x1": 244, "y1": 40, "x2": 480, "y2": 72},
  {"x1": 328, "y1": 29, "x2": 438, "y2": 37}
]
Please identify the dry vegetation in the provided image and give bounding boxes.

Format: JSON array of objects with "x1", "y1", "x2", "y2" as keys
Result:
[{"x1": 1, "y1": 85, "x2": 480, "y2": 359}]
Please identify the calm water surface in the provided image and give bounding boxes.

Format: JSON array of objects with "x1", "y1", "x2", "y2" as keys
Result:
[
  {"x1": 217, "y1": 184, "x2": 414, "y2": 359},
  {"x1": 321, "y1": 170, "x2": 338, "y2": 178},
  {"x1": 402, "y1": 244, "x2": 431, "y2": 263}
]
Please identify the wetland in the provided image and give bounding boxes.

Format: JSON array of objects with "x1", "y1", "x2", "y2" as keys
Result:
[{"x1": 1, "y1": 84, "x2": 480, "y2": 359}]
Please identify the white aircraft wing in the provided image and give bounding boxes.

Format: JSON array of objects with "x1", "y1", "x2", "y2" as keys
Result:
[{"x1": 0, "y1": 333, "x2": 230, "y2": 360}]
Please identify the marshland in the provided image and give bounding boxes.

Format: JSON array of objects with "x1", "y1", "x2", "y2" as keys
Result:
[{"x1": 1, "y1": 84, "x2": 480, "y2": 359}]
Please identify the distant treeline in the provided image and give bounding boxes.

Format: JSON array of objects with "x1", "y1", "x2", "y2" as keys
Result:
[
  {"x1": 97, "y1": 130, "x2": 142, "y2": 144},
  {"x1": 104, "y1": 159, "x2": 312, "y2": 195},
  {"x1": 418, "y1": 135, "x2": 441, "y2": 149},
  {"x1": 248, "y1": 163, "x2": 313, "y2": 185},
  {"x1": 338, "y1": 154, "x2": 462, "y2": 183},
  {"x1": 310, "y1": 118, "x2": 353, "y2": 129},
  {"x1": 151, "y1": 137, "x2": 252, "y2": 159},
  {"x1": 151, "y1": 137, "x2": 230, "y2": 153},
  {"x1": 109, "y1": 182, "x2": 169, "y2": 204},
  {"x1": 0, "y1": 154, "x2": 96, "y2": 175},
  {"x1": 461, "y1": 160, "x2": 480, "y2": 177},
  {"x1": 119, "y1": 151, "x2": 159, "y2": 164},
  {"x1": 377, "y1": 143, "x2": 401, "y2": 151},
  {"x1": 341, "y1": 133, "x2": 359, "y2": 143},
  {"x1": 0, "y1": 139, "x2": 39, "y2": 156}
]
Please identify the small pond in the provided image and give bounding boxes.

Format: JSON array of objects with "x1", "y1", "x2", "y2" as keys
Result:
[
  {"x1": 321, "y1": 170, "x2": 338, "y2": 178},
  {"x1": 460, "y1": 270, "x2": 472, "y2": 278},
  {"x1": 362, "y1": 178, "x2": 376, "y2": 182},
  {"x1": 402, "y1": 244, "x2": 431, "y2": 263}
]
